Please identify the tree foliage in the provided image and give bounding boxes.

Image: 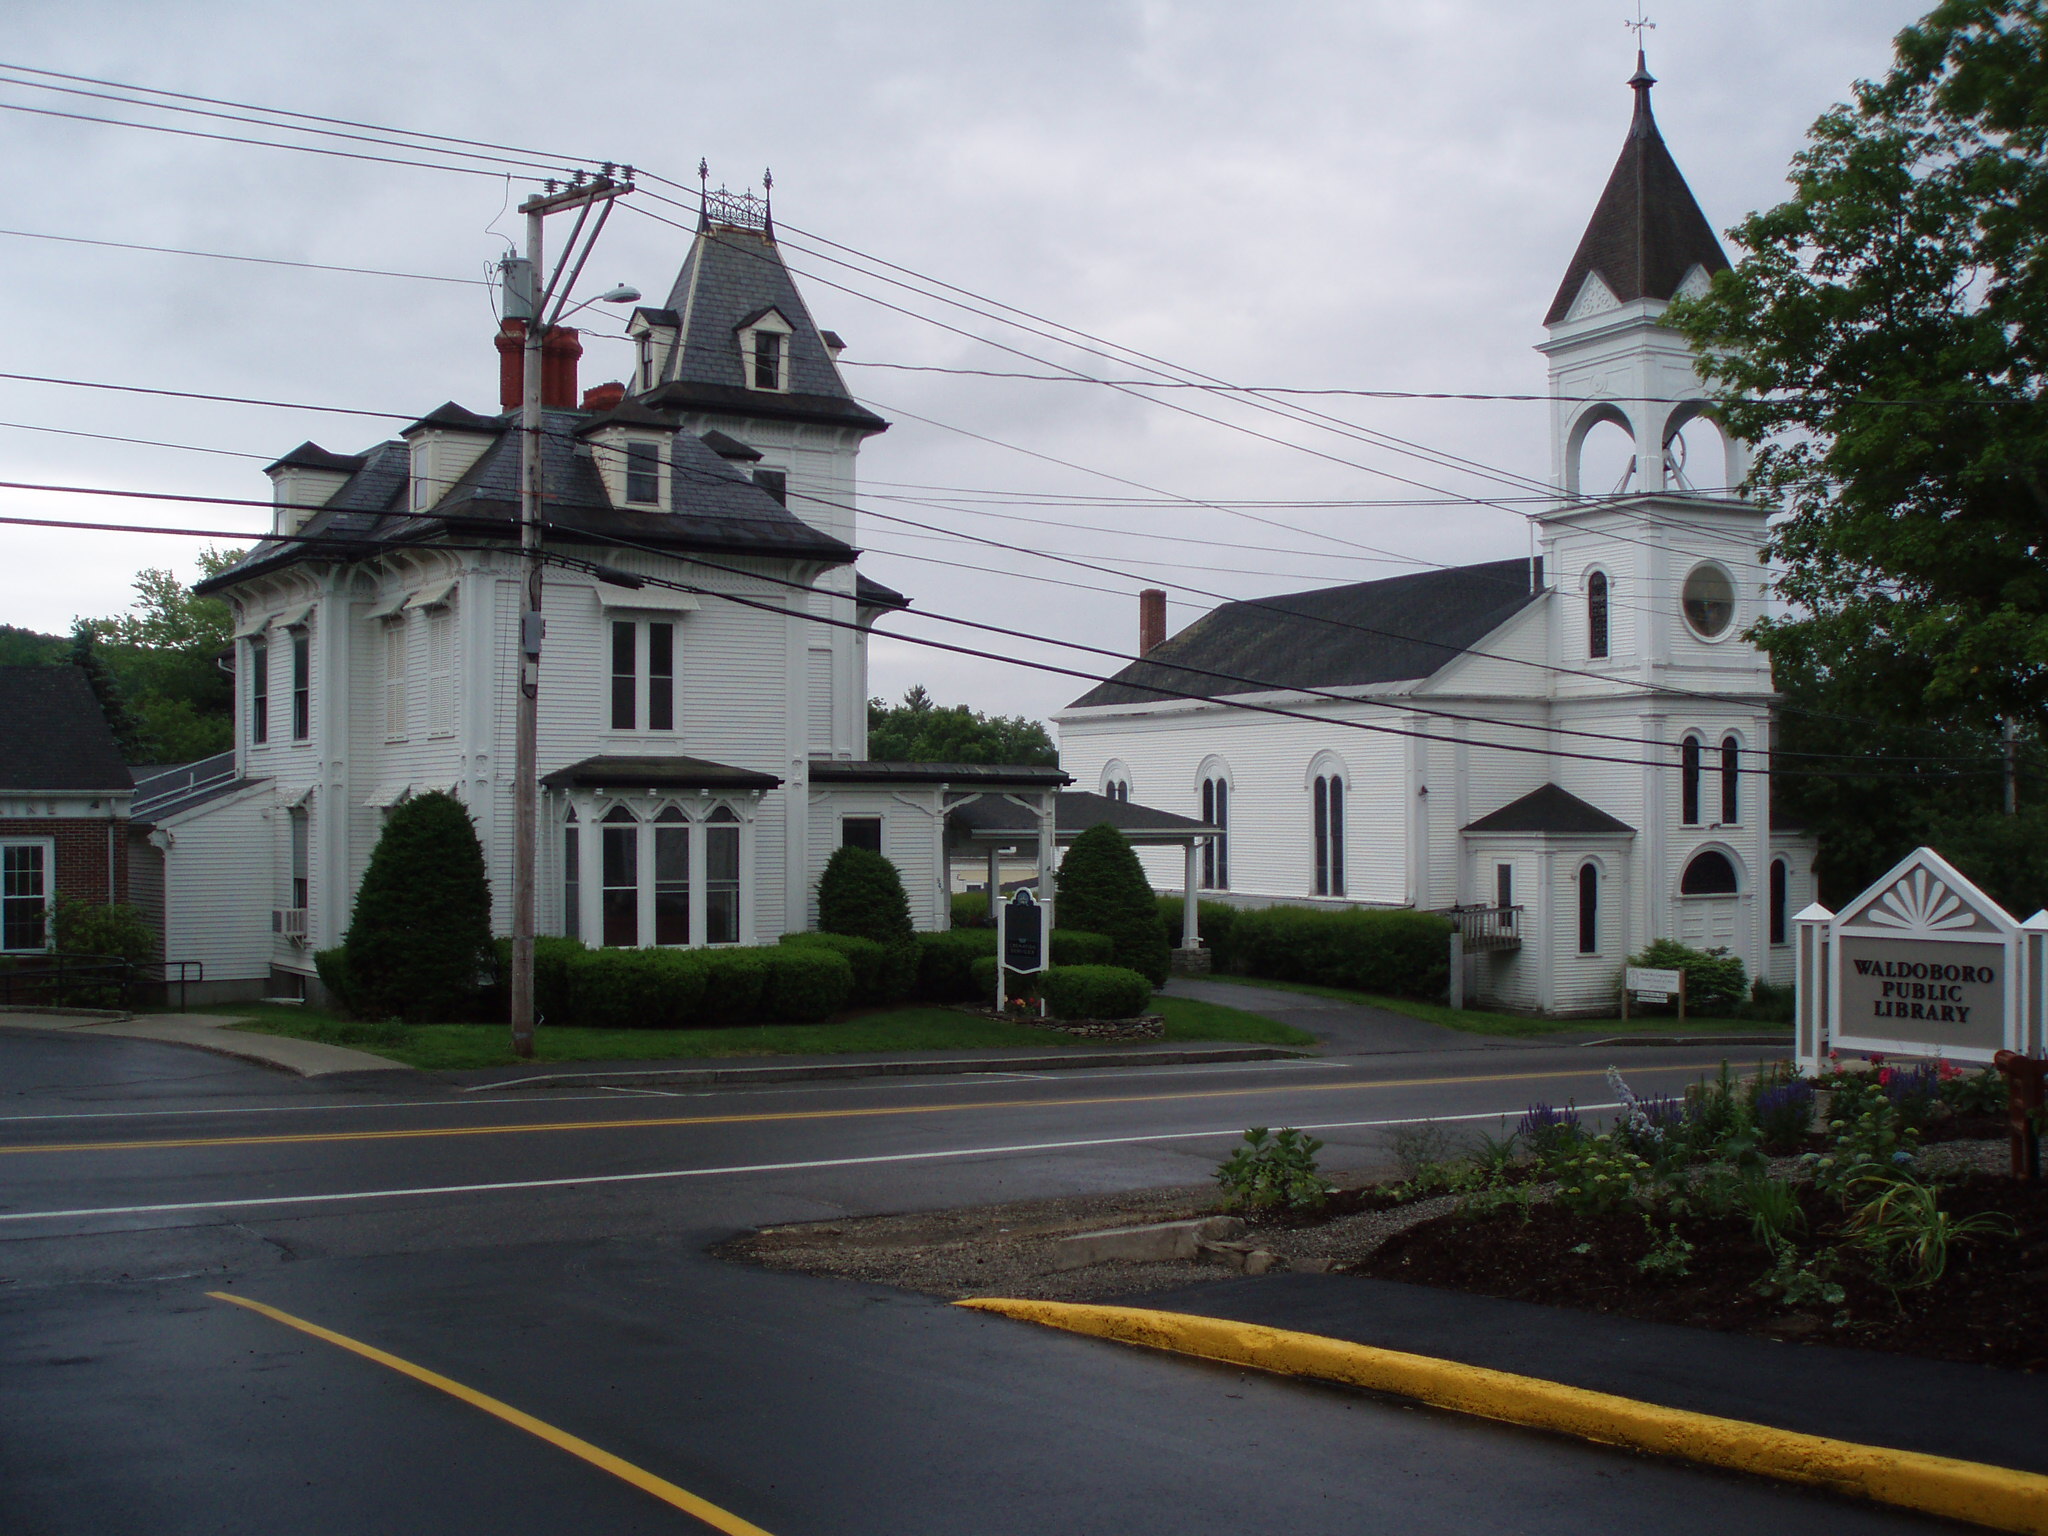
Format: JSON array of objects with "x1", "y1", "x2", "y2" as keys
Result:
[
  {"x1": 815, "y1": 845, "x2": 915, "y2": 945},
  {"x1": 865, "y1": 685, "x2": 1057, "y2": 766},
  {"x1": 1670, "y1": 2, "x2": 2048, "y2": 904},
  {"x1": 340, "y1": 791, "x2": 494, "y2": 1021},
  {"x1": 1054, "y1": 823, "x2": 1170, "y2": 985}
]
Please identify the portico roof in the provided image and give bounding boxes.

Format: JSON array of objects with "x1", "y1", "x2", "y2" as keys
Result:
[
  {"x1": 542, "y1": 754, "x2": 782, "y2": 792},
  {"x1": 949, "y1": 790, "x2": 1218, "y2": 846}
]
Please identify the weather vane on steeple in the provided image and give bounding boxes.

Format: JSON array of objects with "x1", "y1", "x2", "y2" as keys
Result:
[{"x1": 1625, "y1": 4, "x2": 1655, "y2": 52}]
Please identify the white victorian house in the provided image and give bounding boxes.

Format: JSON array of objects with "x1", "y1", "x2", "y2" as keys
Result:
[
  {"x1": 1056, "y1": 62, "x2": 1818, "y2": 1016},
  {"x1": 134, "y1": 188, "x2": 1062, "y2": 1004}
]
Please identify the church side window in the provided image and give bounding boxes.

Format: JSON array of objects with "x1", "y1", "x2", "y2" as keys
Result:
[
  {"x1": 1680, "y1": 735, "x2": 1702, "y2": 826},
  {"x1": 1200, "y1": 777, "x2": 1229, "y2": 890},
  {"x1": 1577, "y1": 862, "x2": 1599, "y2": 954},
  {"x1": 1720, "y1": 736, "x2": 1741, "y2": 824},
  {"x1": 1312, "y1": 774, "x2": 1345, "y2": 897},
  {"x1": 1587, "y1": 570, "x2": 1609, "y2": 660},
  {"x1": 1770, "y1": 858, "x2": 1789, "y2": 945}
]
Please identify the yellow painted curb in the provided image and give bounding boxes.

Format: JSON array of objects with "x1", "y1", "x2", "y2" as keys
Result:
[{"x1": 957, "y1": 1297, "x2": 2048, "y2": 1534}]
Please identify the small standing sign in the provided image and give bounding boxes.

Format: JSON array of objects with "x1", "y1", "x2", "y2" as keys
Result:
[
  {"x1": 1621, "y1": 966, "x2": 1686, "y2": 1024},
  {"x1": 995, "y1": 888, "x2": 1046, "y2": 1014}
]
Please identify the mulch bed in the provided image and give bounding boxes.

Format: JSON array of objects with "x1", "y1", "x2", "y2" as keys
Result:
[
  {"x1": 955, "y1": 1007, "x2": 1165, "y2": 1041},
  {"x1": 1351, "y1": 1172, "x2": 2048, "y2": 1372}
]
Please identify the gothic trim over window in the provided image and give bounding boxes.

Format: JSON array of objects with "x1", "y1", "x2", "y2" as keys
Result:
[
  {"x1": 1680, "y1": 848, "x2": 1740, "y2": 896},
  {"x1": 1197, "y1": 756, "x2": 1231, "y2": 890},
  {"x1": 1312, "y1": 773, "x2": 1346, "y2": 897},
  {"x1": 1101, "y1": 760, "x2": 1133, "y2": 803},
  {"x1": 578, "y1": 797, "x2": 754, "y2": 948},
  {"x1": 737, "y1": 308, "x2": 794, "y2": 395}
]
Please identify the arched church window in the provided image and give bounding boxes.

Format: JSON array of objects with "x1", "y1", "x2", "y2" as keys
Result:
[
  {"x1": 1577, "y1": 863, "x2": 1599, "y2": 954},
  {"x1": 1587, "y1": 570, "x2": 1610, "y2": 660},
  {"x1": 1680, "y1": 850, "x2": 1739, "y2": 896},
  {"x1": 1721, "y1": 736, "x2": 1741, "y2": 825},
  {"x1": 1680, "y1": 736, "x2": 1703, "y2": 826},
  {"x1": 1312, "y1": 775, "x2": 1345, "y2": 897},
  {"x1": 1770, "y1": 858, "x2": 1789, "y2": 945},
  {"x1": 1681, "y1": 563, "x2": 1735, "y2": 640},
  {"x1": 1201, "y1": 777, "x2": 1229, "y2": 889}
]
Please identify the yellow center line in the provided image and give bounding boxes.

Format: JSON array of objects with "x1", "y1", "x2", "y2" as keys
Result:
[
  {"x1": 0, "y1": 1060, "x2": 1731, "y2": 1157},
  {"x1": 208, "y1": 1291, "x2": 774, "y2": 1535}
]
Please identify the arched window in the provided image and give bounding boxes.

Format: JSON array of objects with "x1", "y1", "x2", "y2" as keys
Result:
[
  {"x1": 706, "y1": 805, "x2": 742, "y2": 944},
  {"x1": 653, "y1": 806, "x2": 690, "y2": 946},
  {"x1": 1769, "y1": 858, "x2": 1789, "y2": 945},
  {"x1": 1312, "y1": 774, "x2": 1346, "y2": 897},
  {"x1": 601, "y1": 804, "x2": 640, "y2": 947},
  {"x1": 1200, "y1": 776, "x2": 1230, "y2": 889},
  {"x1": 1587, "y1": 570, "x2": 1610, "y2": 660},
  {"x1": 1680, "y1": 736, "x2": 1703, "y2": 826},
  {"x1": 1680, "y1": 849, "x2": 1739, "y2": 896},
  {"x1": 1577, "y1": 862, "x2": 1599, "y2": 954},
  {"x1": 1720, "y1": 736, "x2": 1741, "y2": 825}
]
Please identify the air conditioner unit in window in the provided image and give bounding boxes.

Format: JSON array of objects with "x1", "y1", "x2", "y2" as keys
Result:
[{"x1": 272, "y1": 907, "x2": 308, "y2": 938}]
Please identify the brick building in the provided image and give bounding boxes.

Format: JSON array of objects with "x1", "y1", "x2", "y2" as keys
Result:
[{"x1": 0, "y1": 666, "x2": 135, "y2": 952}]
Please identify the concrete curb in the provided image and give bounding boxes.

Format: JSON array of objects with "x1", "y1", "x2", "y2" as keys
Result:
[
  {"x1": 1575, "y1": 1032, "x2": 1791, "y2": 1048},
  {"x1": 459, "y1": 1045, "x2": 1309, "y2": 1093},
  {"x1": 956, "y1": 1298, "x2": 2048, "y2": 1534}
]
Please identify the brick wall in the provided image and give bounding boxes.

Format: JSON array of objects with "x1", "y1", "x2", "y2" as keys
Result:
[{"x1": 0, "y1": 817, "x2": 128, "y2": 907}]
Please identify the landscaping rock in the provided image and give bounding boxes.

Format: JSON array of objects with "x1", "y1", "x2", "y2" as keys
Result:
[{"x1": 1052, "y1": 1215, "x2": 1246, "y2": 1270}]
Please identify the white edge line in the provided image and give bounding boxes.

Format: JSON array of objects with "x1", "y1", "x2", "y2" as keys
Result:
[
  {"x1": 0, "y1": 1104, "x2": 1623, "y2": 1225},
  {"x1": 462, "y1": 1053, "x2": 1307, "y2": 1092}
]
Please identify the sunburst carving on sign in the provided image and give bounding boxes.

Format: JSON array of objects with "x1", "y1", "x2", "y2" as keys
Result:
[{"x1": 1863, "y1": 866, "x2": 1981, "y2": 936}]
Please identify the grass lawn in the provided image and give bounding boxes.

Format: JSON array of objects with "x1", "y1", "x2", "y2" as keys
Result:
[
  {"x1": 1189, "y1": 972, "x2": 1792, "y2": 1040},
  {"x1": 222, "y1": 994, "x2": 1313, "y2": 1072}
]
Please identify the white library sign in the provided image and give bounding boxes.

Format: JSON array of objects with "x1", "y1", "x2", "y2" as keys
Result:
[{"x1": 1795, "y1": 847, "x2": 2048, "y2": 1071}]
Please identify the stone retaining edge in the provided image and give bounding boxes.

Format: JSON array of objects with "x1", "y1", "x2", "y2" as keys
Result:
[{"x1": 955, "y1": 1298, "x2": 2048, "y2": 1535}]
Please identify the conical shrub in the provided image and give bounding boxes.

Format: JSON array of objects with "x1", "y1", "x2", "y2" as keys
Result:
[
  {"x1": 1055, "y1": 822, "x2": 1169, "y2": 986},
  {"x1": 341, "y1": 790, "x2": 493, "y2": 1021}
]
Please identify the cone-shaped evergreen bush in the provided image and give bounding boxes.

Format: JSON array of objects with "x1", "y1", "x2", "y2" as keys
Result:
[
  {"x1": 816, "y1": 845, "x2": 914, "y2": 945},
  {"x1": 341, "y1": 791, "x2": 493, "y2": 1021},
  {"x1": 1054, "y1": 823, "x2": 1169, "y2": 986}
]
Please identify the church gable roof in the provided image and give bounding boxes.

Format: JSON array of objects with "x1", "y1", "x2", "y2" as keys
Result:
[
  {"x1": 1465, "y1": 783, "x2": 1633, "y2": 836},
  {"x1": 1065, "y1": 558, "x2": 1541, "y2": 710},
  {"x1": 1543, "y1": 57, "x2": 1730, "y2": 326}
]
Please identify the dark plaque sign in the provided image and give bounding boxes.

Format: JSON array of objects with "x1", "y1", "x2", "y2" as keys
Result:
[{"x1": 1003, "y1": 889, "x2": 1044, "y2": 974}]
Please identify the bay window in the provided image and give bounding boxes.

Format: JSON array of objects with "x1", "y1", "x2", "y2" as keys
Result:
[{"x1": 573, "y1": 800, "x2": 751, "y2": 947}]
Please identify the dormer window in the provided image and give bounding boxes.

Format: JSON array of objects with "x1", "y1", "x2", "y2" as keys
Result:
[
  {"x1": 625, "y1": 441, "x2": 662, "y2": 506},
  {"x1": 638, "y1": 334, "x2": 657, "y2": 393},
  {"x1": 410, "y1": 443, "x2": 431, "y2": 510},
  {"x1": 736, "y1": 309, "x2": 794, "y2": 395}
]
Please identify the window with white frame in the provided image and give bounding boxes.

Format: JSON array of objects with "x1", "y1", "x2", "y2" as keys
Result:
[
  {"x1": 739, "y1": 312, "x2": 793, "y2": 394},
  {"x1": 609, "y1": 618, "x2": 676, "y2": 732},
  {"x1": 624, "y1": 441, "x2": 663, "y2": 506},
  {"x1": 1587, "y1": 569, "x2": 1610, "y2": 660},
  {"x1": 289, "y1": 806, "x2": 310, "y2": 912},
  {"x1": 1769, "y1": 858, "x2": 1789, "y2": 945},
  {"x1": 410, "y1": 442, "x2": 432, "y2": 510},
  {"x1": 562, "y1": 812, "x2": 581, "y2": 941},
  {"x1": 1721, "y1": 735, "x2": 1741, "y2": 824},
  {"x1": 585, "y1": 801, "x2": 749, "y2": 948},
  {"x1": 249, "y1": 635, "x2": 270, "y2": 746},
  {"x1": 1102, "y1": 762, "x2": 1132, "y2": 804},
  {"x1": 426, "y1": 607, "x2": 455, "y2": 736},
  {"x1": 1, "y1": 839, "x2": 53, "y2": 951},
  {"x1": 382, "y1": 618, "x2": 408, "y2": 740},
  {"x1": 637, "y1": 333, "x2": 657, "y2": 392},
  {"x1": 1312, "y1": 773, "x2": 1345, "y2": 897},
  {"x1": 1577, "y1": 861, "x2": 1600, "y2": 954},
  {"x1": 1680, "y1": 734, "x2": 1703, "y2": 826},
  {"x1": 290, "y1": 627, "x2": 311, "y2": 741},
  {"x1": 1200, "y1": 776, "x2": 1229, "y2": 889}
]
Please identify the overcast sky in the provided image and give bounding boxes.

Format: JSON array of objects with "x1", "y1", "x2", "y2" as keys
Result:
[{"x1": 1, "y1": 0, "x2": 1930, "y2": 730}]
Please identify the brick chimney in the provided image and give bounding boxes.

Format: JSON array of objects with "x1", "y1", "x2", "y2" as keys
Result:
[
  {"x1": 1139, "y1": 588, "x2": 1167, "y2": 656},
  {"x1": 581, "y1": 381, "x2": 627, "y2": 412},
  {"x1": 495, "y1": 321, "x2": 584, "y2": 410}
]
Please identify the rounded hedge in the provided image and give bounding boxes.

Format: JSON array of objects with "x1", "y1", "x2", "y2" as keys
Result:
[
  {"x1": 915, "y1": 928, "x2": 998, "y2": 1002},
  {"x1": 1055, "y1": 824, "x2": 1170, "y2": 986},
  {"x1": 969, "y1": 954, "x2": 1041, "y2": 1005},
  {"x1": 1041, "y1": 964, "x2": 1152, "y2": 1020},
  {"x1": 817, "y1": 846, "x2": 914, "y2": 945},
  {"x1": 1228, "y1": 906, "x2": 1450, "y2": 996},
  {"x1": 780, "y1": 931, "x2": 917, "y2": 1006},
  {"x1": 760, "y1": 946, "x2": 855, "y2": 1022},
  {"x1": 341, "y1": 791, "x2": 494, "y2": 1021}
]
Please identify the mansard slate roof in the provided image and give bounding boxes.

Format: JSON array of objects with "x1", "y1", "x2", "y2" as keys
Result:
[
  {"x1": 1066, "y1": 558, "x2": 1541, "y2": 709},
  {"x1": 199, "y1": 412, "x2": 858, "y2": 595},
  {"x1": 264, "y1": 441, "x2": 366, "y2": 475},
  {"x1": 1465, "y1": 783, "x2": 1634, "y2": 836},
  {"x1": 0, "y1": 666, "x2": 132, "y2": 793},
  {"x1": 644, "y1": 223, "x2": 886, "y2": 434},
  {"x1": 1543, "y1": 57, "x2": 1730, "y2": 326}
]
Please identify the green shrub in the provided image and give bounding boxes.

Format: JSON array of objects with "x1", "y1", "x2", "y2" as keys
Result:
[
  {"x1": 779, "y1": 932, "x2": 916, "y2": 1006},
  {"x1": 915, "y1": 928, "x2": 998, "y2": 1002},
  {"x1": 817, "y1": 846, "x2": 913, "y2": 945},
  {"x1": 1215, "y1": 1127, "x2": 1332, "y2": 1213},
  {"x1": 689, "y1": 948, "x2": 769, "y2": 1026},
  {"x1": 1040, "y1": 963, "x2": 1152, "y2": 1019},
  {"x1": 313, "y1": 947, "x2": 358, "y2": 1014},
  {"x1": 969, "y1": 954, "x2": 1041, "y2": 1005},
  {"x1": 1055, "y1": 824, "x2": 1169, "y2": 985},
  {"x1": 950, "y1": 891, "x2": 996, "y2": 928},
  {"x1": 1626, "y1": 939, "x2": 1747, "y2": 1013},
  {"x1": 760, "y1": 946, "x2": 854, "y2": 1022},
  {"x1": 1156, "y1": 897, "x2": 1238, "y2": 967},
  {"x1": 487, "y1": 935, "x2": 588, "y2": 1026},
  {"x1": 1229, "y1": 905, "x2": 1451, "y2": 996},
  {"x1": 52, "y1": 897, "x2": 157, "y2": 964},
  {"x1": 569, "y1": 947, "x2": 710, "y2": 1029},
  {"x1": 1050, "y1": 928, "x2": 1114, "y2": 966},
  {"x1": 341, "y1": 791, "x2": 493, "y2": 1022}
]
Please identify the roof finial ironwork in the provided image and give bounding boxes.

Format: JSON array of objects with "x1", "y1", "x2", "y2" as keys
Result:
[
  {"x1": 697, "y1": 157, "x2": 711, "y2": 229},
  {"x1": 761, "y1": 167, "x2": 774, "y2": 238}
]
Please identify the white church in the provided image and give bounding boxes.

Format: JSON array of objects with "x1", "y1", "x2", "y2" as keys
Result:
[{"x1": 1056, "y1": 59, "x2": 1818, "y2": 1015}]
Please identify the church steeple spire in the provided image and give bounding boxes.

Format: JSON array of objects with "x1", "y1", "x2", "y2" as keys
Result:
[{"x1": 1543, "y1": 53, "x2": 1728, "y2": 326}]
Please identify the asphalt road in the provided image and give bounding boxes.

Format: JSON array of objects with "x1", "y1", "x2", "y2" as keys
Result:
[{"x1": 0, "y1": 1026, "x2": 1964, "y2": 1534}]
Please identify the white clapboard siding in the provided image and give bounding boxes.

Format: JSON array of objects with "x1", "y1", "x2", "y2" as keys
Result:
[{"x1": 161, "y1": 784, "x2": 275, "y2": 982}]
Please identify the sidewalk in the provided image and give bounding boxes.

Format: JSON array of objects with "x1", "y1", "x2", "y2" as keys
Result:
[
  {"x1": 1122, "y1": 1271, "x2": 2048, "y2": 1477},
  {"x1": 0, "y1": 1011, "x2": 399, "y2": 1077}
]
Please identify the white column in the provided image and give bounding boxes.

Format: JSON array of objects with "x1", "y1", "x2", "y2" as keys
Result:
[
  {"x1": 1035, "y1": 791, "x2": 1056, "y2": 933},
  {"x1": 986, "y1": 844, "x2": 1001, "y2": 920},
  {"x1": 1182, "y1": 842, "x2": 1199, "y2": 948},
  {"x1": 1793, "y1": 902, "x2": 1834, "y2": 1075},
  {"x1": 2022, "y1": 910, "x2": 2048, "y2": 1057}
]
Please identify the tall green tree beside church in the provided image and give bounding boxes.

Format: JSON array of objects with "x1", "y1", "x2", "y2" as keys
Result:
[
  {"x1": 866, "y1": 685, "x2": 1056, "y2": 766},
  {"x1": 1671, "y1": 0, "x2": 2048, "y2": 908}
]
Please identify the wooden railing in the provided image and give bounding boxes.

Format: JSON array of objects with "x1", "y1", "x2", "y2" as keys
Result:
[{"x1": 1438, "y1": 904, "x2": 1523, "y2": 952}]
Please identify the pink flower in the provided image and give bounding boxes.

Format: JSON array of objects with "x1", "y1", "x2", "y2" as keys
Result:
[
  {"x1": 1937, "y1": 1060, "x2": 1962, "y2": 1081},
  {"x1": 1878, "y1": 1067, "x2": 1893, "y2": 1086},
  {"x1": 1868, "y1": 1053, "x2": 1886, "y2": 1066}
]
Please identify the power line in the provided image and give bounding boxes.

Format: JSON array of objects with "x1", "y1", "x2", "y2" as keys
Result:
[{"x1": 0, "y1": 227, "x2": 485, "y2": 286}]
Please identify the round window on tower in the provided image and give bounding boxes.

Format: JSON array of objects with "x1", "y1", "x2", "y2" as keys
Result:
[{"x1": 1681, "y1": 562, "x2": 1736, "y2": 640}]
